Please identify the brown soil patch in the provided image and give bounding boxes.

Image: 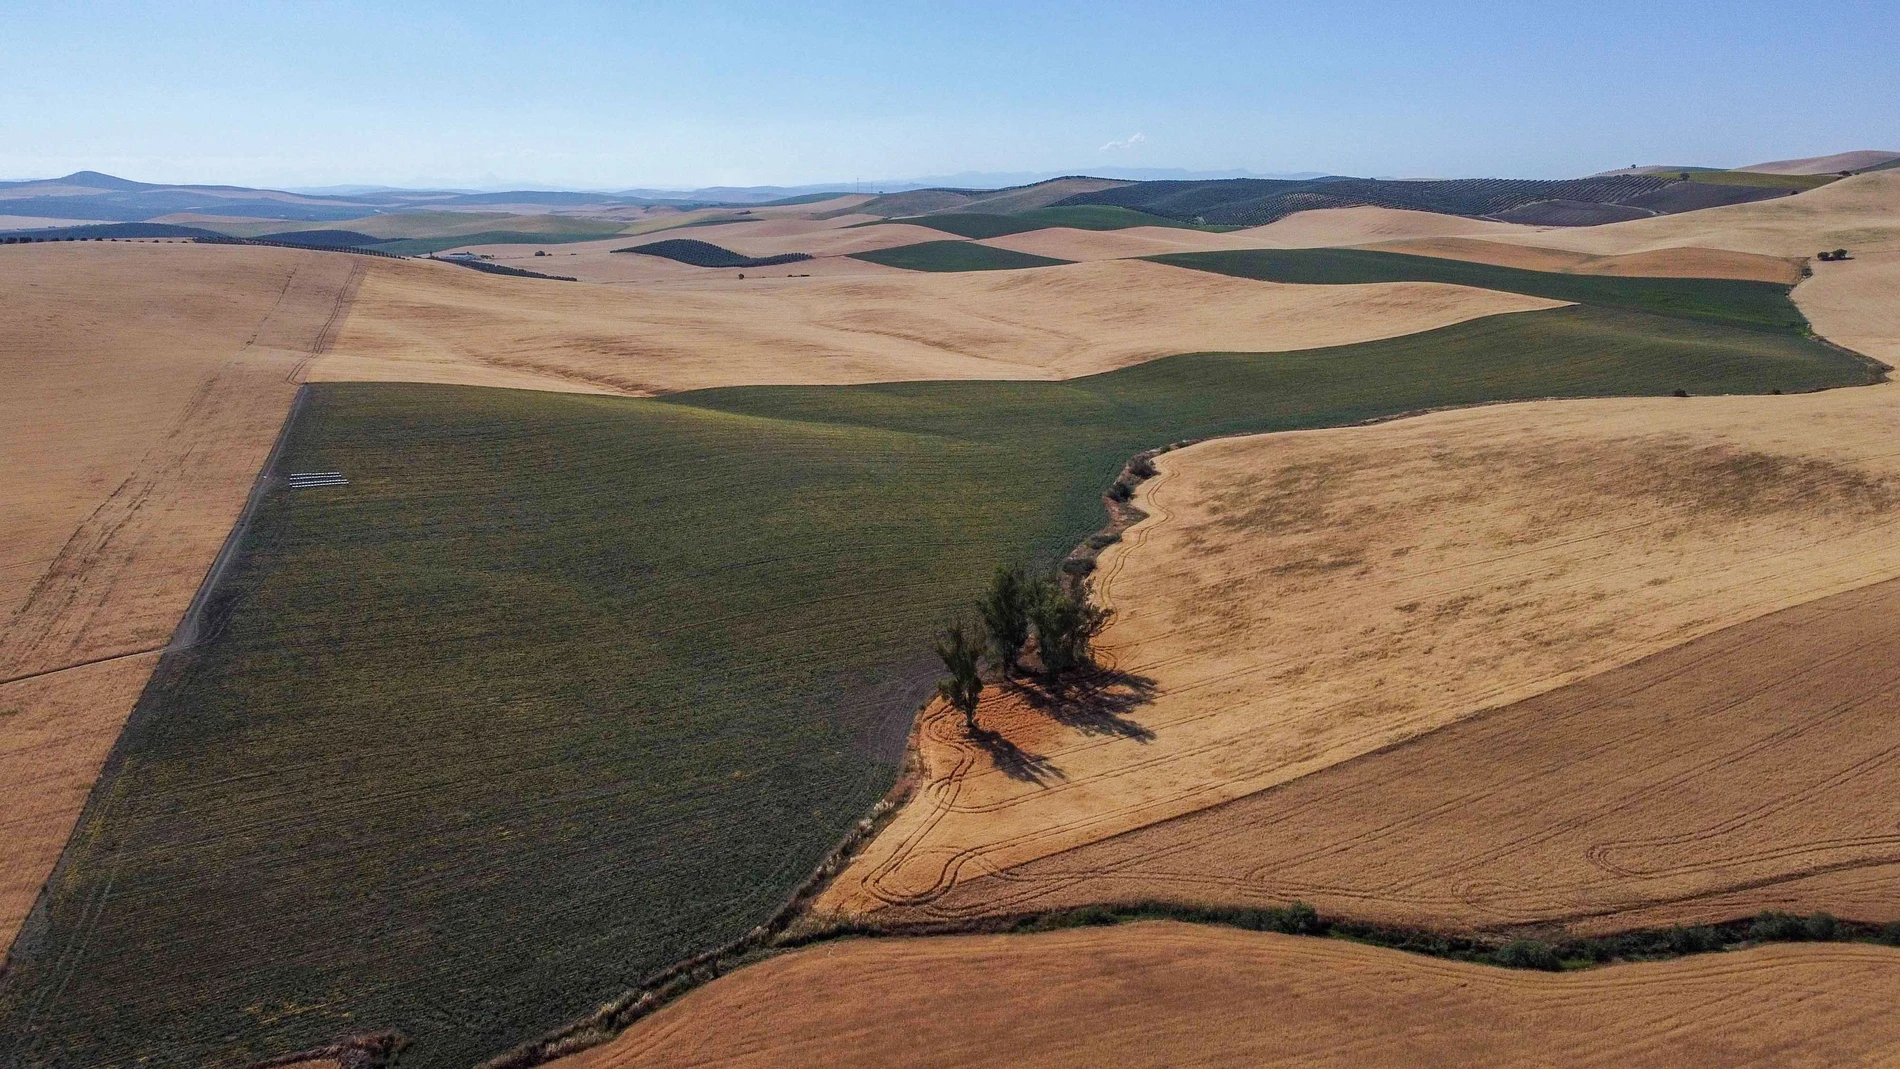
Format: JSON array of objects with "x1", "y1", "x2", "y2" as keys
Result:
[
  {"x1": 0, "y1": 241, "x2": 362, "y2": 945},
  {"x1": 551, "y1": 923, "x2": 1900, "y2": 1068},
  {"x1": 822, "y1": 382, "x2": 1900, "y2": 919},
  {"x1": 1362, "y1": 236, "x2": 1806, "y2": 284},
  {"x1": 917, "y1": 575, "x2": 1900, "y2": 932},
  {"x1": 312, "y1": 256, "x2": 1559, "y2": 395}
]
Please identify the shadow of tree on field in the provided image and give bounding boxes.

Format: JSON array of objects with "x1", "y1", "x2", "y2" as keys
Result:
[
  {"x1": 966, "y1": 723, "x2": 1065, "y2": 785},
  {"x1": 1015, "y1": 668, "x2": 1159, "y2": 743}
]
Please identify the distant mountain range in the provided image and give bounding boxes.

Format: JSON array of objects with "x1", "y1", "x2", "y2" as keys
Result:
[{"x1": 3, "y1": 151, "x2": 1890, "y2": 233}]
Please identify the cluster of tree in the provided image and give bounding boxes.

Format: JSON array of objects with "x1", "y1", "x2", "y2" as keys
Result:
[
  {"x1": 934, "y1": 566, "x2": 1112, "y2": 729},
  {"x1": 1816, "y1": 249, "x2": 1852, "y2": 261}
]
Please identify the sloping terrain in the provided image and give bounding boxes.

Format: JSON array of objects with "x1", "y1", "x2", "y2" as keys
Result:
[
  {"x1": 1147, "y1": 247, "x2": 1811, "y2": 331},
  {"x1": 0, "y1": 242, "x2": 362, "y2": 947},
  {"x1": 892, "y1": 206, "x2": 1198, "y2": 239},
  {"x1": 552, "y1": 923, "x2": 1900, "y2": 1069},
  {"x1": 1053, "y1": 174, "x2": 1680, "y2": 226},
  {"x1": 849, "y1": 240, "x2": 1072, "y2": 272},
  {"x1": 909, "y1": 574, "x2": 1900, "y2": 932},
  {"x1": 1, "y1": 298, "x2": 1855, "y2": 1067},
  {"x1": 311, "y1": 255, "x2": 1561, "y2": 393},
  {"x1": 1742, "y1": 150, "x2": 1900, "y2": 175},
  {"x1": 846, "y1": 177, "x2": 1129, "y2": 218},
  {"x1": 1481, "y1": 169, "x2": 1900, "y2": 260},
  {"x1": 820, "y1": 377, "x2": 1900, "y2": 921},
  {"x1": 616, "y1": 238, "x2": 812, "y2": 268},
  {"x1": 1360, "y1": 237, "x2": 1804, "y2": 284}
]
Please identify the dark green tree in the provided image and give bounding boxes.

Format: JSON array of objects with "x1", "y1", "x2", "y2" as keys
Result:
[
  {"x1": 1029, "y1": 581, "x2": 1113, "y2": 677},
  {"x1": 978, "y1": 564, "x2": 1034, "y2": 674},
  {"x1": 935, "y1": 619, "x2": 985, "y2": 729}
]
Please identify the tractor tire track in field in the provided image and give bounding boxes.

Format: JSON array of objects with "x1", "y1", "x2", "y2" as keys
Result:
[
  {"x1": 903, "y1": 571, "x2": 1900, "y2": 933},
  {"x1": 0, "y1": 258, "x2": 358, "y2": 683}
]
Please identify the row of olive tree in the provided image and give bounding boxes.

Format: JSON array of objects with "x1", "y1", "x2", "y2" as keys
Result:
[{"x1": 935, "y1": 565, "x2": 1113, "y2": 728}]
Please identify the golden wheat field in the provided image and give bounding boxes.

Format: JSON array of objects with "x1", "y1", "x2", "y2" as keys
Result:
[{"x1": 549, "y1": 922, "x2": 1900, "y2": 1069}]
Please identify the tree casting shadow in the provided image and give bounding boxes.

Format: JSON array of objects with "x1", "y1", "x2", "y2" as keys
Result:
[{"x1": 1014, "y1": 668, "x2": 1159, "y2": 743}]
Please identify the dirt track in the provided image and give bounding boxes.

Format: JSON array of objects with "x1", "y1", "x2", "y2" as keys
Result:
[
  {"x1": 550, "y1": 922, "x2": 1900, "y2": 1068},
  {"x1": 0, "y1": 241, "x2": 362, "y2": 945}
]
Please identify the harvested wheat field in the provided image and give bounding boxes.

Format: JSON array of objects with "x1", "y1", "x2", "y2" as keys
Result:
[
  {"x1": 0, "y1": 240, "x2": 361, "y2": 943},
  {"x1": 312, "y1": 255, "x2": 1560, "y2": 394},
  {"x1": 552, "y1": 923, "x2": 1900, "y2": 1069},
  {"x1": 978, "y1": 206, "x2": 1537, "y2": 263},
  {"x1": 916, "y1": 574, "x2": 1900, "y2": 932},
  {"x1": 446, "y1": 219, "x2": 950, "y2": 284},
  {"x1": 822, "y1": 377, "x2": 1900, "y2": 920}
]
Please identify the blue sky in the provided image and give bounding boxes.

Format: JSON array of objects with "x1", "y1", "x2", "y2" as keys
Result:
[{"x1": 3, "y1": 0, "x2": 1895, "y2": 189}]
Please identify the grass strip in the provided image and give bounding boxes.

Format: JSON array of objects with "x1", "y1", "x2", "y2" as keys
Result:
[
  {"x1": 374, "y1": 230, "x2": 624, "y2": 256},
  {"x1": 1148, "y1": 247, "x2": 1812, "y2": 333},
  {"x1": 1692, "y1": 170, "x2": 1839, "y2": 190}
]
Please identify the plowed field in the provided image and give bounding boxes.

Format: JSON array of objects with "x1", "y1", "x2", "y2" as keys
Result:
[{"x1": 551, "y1": 923, "x2": 1900, "y2": 1069}]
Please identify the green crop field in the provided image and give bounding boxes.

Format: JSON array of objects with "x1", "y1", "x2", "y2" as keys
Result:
[
  {"x1": 1690, "y1": 170, "x2": 1840, "y2": 191},
  {"x1": 1148, "y1": 247, "x2": 1813, "y2": 333},
  {"x1": 375, "y1": 230, "x2": 622, "y2": 256},
  {"x1": 615, "y1": 238, "x2": 812, "y2": 268},
  {"x1": 850, "y1": 239, "x2": 1072, "y2": 271},
  {"x1": 0, "y1": 304, "x2": 1872, "y2": 1068},
  {"x1": 1010, "y1": 204, "x2": 1202, "y2": 230},
  {"x1": 903, "y1": 205, "x2": 1197, "y2": 239}
]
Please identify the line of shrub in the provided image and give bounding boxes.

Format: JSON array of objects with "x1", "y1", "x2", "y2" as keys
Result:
[
  {"x1": 427, "y1": 254, "x2": 576, "y2": 280},
  {"x1": 832, "y1": 901, "x2": 1900, "y2": 974}
]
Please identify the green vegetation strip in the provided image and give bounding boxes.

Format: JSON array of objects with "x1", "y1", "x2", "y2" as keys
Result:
[
  {"x1": 1148, "y1": 247, "x2": 1812, "y2": 333},
  {"x1": 0, "y1": 304, "x2": 1869, "y2": 1069},
  {"x1": 376, "y1": 230, "x2": 624, "y2": 256},
  {"x1": 615, "y1": 238, "x2": 812, "y2": 269},
  {"x1": 1691, "y1": 170, "x2": 1839, "y2": 191},
  {"x1": 850, "y1": 239, "x2": 1072, "y2": 272},
  {"x1": 902, "y1": 205, "x2": 1199, "y2": 239}
]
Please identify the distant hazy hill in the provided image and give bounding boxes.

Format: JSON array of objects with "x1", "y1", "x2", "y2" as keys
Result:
[{"x1": 1740, "y1": 150, "x2": 1900, "y2": 175}]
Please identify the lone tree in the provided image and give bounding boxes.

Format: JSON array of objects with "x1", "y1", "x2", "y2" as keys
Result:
[
  {"x1": 935, "y1": 619, "x2": 985, "y2": 729},
  {"x1": 1029, "y1": 582, "x2": 1113, "y2": 677},
  {"x1": 978, "y1": 564, "x2": 1035, "y2": 675}
]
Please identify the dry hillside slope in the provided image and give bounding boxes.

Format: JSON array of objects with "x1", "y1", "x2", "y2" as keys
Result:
[
  {"x1": 822, "y1": 375, "x2": 1900, "y2": 920},
  {"x1": 313, "y1": 256, "x2": 1560, "y2": 394},
  {"x1": 915, "y1": 573, "x2": 1900, "y2": 932},
  {"x1": 0, "y1": 241, "x2": 362, "y2": 946}
]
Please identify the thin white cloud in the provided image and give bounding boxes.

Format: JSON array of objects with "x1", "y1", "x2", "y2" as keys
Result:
[{"x1": 1099, "y1": 132, "x2": 1146, "y2": 152}]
